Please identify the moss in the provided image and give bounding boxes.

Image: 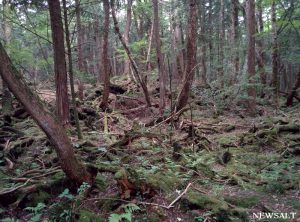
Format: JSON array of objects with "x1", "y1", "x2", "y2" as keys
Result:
[
  {"x1": 78, "y1": 209, "x2": 104, "y2": 222},
  {"x1": 183, "y1": 191, "x2": 228, "y2": 211},
  {"x1": 224, "y1": 195, "x2": 260, "y2": 208},
  {"x1": 264, "y1": 181, "x2": 286, "y2": 194},
  {"x1": 216, "y1": 135, "x2": 237, "y2": 148},
  {"x1": 146, "y1": 171, "x2": 181, "y2": 192},
  {"x1": 26, "y1": 191, "x2": 51, "y2": 207},
  {"x1": 94, "y1": 175, "x2": 107, "y2": 191}
]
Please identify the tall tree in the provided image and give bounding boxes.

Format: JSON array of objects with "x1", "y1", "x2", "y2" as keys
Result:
[
  {"x1": 47, "y1": 0, "x2": 70, "y2": 125},
  {"x1": 1, "y1": 0, "x2": 13, "y2": 115},
  {"x1": 152, "y1": 0, "x2": 166, "y2": 112},
  {"x1": 0, "y1": 42, "x2": 93, "y2": 185},
  {"x1": 62, "y1": 0, "x2": 82, "y2": 139},
  {"x1": 123, "y1": 0, "x2": 133, "y2": 79},
  {"x1": 175, "y1": 0, "x2": 197, "y2": 111},
  {"x1": 231, "y1": 0, "x2": 240, "y2": 83},
  {"x1": 219, "y1": 0, "x2": 225, "y2": 86},
  {"x1": 198, "y1": 0, "x2": 207, "y2": 85},
  {"x1": 271, "y1": 0, "x2": 279, "y2": 104},
  {"x1": 256, "y1": 0, "x2": 266, "y2": 88},
  {"x1": 246, "y1": 0, "x2": 256, "y2": 114},
  {"x1": 100, "y1": 0, "x2": 110, "y2": 110},
  {"x1": 111, "y1": 0, "x2": 151, "y2": 107}
]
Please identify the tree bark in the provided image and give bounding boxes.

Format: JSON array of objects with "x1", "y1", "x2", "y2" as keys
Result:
[
  {"x1": 1, "y1": 0, "x2": 13, "y2": 115},
  {"x1": 256, "y1": 0, "x2": 266, "y2": 98},
  {"x1": 219, "y1": 0, "x2": 225, "y2": 86},
  {"x1": 62, "y1": 0, "x2": 82, "y2": 140},
  {"x1": 152, "y1": 0, "x2": 166, "y2": 113},
  {"x1": 198, "y1": 0, "x2": 207, "y2": 86},
  {"x1": 246, "y1": 0, "x2": 256, "y2": 115},
  {"x1": 230, "y1": 0, "x2": 240, "y2": 83},
  {"x1": 0, "y1": 42, "x2": 92, "y2": 185},
  {"x1": 123, "y1": 0, "x2": 132, "y2": 79},
  {"x1": 174, "y1": 0, "x2": 197, "y2": 111},
  {"x1": 100, "y1": 0, "x2": 110, "y2": 110},
  {"x1": 286, "y1": 71, "x2": 300, "y2": 106},
  {"x1": 48, "y1": 0, "x2": 70, "y2": 125},
  {"x1": 271, "y1": 0, "x2": 279, "y2": 105},
  {"x1": 111, "y1": 0, "x2": 151, "y2": 107}
]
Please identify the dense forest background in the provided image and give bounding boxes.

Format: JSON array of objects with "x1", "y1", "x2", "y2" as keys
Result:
[{"x1": 0, "y1": 0, "x2": 300, "y2": 221}]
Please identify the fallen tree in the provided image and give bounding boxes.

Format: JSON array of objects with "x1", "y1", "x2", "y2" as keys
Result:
[{"x1": 0, "y1": 42, "x2": 93, "y2": 186}]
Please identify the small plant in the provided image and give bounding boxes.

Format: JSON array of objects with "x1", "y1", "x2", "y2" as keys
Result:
[
  {"x1": 49, "y1": 182, "x2": 91, "y2": 221},
  {"x1": 25, "y1": 202, "x2": 46, "y2": 222},
  {"x1": 108, "y1": 203, "x2": 140, "y2": 222}
]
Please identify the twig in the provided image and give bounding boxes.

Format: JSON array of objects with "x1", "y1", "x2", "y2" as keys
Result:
[
  {"x1": 167, "y1": 182, "x2": 192, "y2": 209},
  {"x1": 0, "y1": 179, "x2": 31, "y2": 196}
]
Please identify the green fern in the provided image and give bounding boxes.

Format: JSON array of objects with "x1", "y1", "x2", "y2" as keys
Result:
[{"x1": 108, "y1": 204, "x2": 140, "y2": 222}]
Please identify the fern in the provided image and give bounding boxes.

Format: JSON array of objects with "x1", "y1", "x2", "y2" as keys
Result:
[{"x1": 108, "y1": 204, "x2": 140, "y2": 222}]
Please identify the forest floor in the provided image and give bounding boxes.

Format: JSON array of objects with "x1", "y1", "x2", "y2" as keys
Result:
[{"x1": 0, "y1": 81, "x2": 300, "y2": 222}]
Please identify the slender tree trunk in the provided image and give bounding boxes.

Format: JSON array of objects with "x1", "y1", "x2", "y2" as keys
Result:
[
  {"x1": 219, "y1": 0, "x2": 225, "y2": 86},
  {"x1": 100, "y1": 0, "x2": 110, "y2": 110},
  {"x1": 199, "y1": 0, "x2": 207, "y2": 86},
  {"x1": 75, "y1": 0, "x2": 85, "y2": 99},
  {"x1": 146, "y1": 22, "x2": 154, "y2": 71},
  {"x1": 48, "y1": 0, "x2": 70, "y2": 125},
  {"x1": 286, "y1": 71, "x2": 300, "y2": 106},
  {"x1": 0, "y1": 42, "x2": 92, "y2": 186},
  {"x1": 111, "y1": 0, "x2": 151, "y2": 107},
  {"x1": 271, "y1": 0, "x2": 279, "y2": 105},
  {"x1": 208, "y1": 0, "x2": 213, "y2": 81},
  {"x1": 246, "y1": 0, "x2": 256, "y2": 115},
  {"x1": 175, "y1": 0, "x2": 197, "y2": 111},
  {"x1": 2, "y1": 0, "x2": 12, "y2": 115},
  {"x1": 124, "y1": 0, "x2": 132, "y2": 79},
  {"x1": 170, "y1": 8, "x2": 179, "y2": 80},
  {"x1": 256, "y1": 0, "x2": 266, "y2": 97},
  {"x1": 231, "y1": 0, "x2": 239, "y2": 83},
  {"x1": 152, "y1": 0, "x2": 166, "y2": 113},
  {"x1": 62, "y1": 0, "x2": 82, "y2": 140}
]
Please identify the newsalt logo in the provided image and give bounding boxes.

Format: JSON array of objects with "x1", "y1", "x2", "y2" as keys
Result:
[{"x1": 252, "y1": 212, "x2": 297, "y2": 220}]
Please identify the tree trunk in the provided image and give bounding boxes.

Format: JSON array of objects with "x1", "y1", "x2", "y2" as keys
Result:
[
  {"x1": 62, "y1": 0, "x2": 82, "y2": 140},
  {"x1": 271, "y1": 0, "x2": 279, "y2": 105},
  {"x1": 256, "y1": 0, "x2": 266, "y2": 97},
  {"x1": 48, "y1": 0, "x2": 70, "y2": 125},
  {"x1": 2, "y1": 0, "x2": 13, "y2": 115},
  {"x1": 123, "y1": 0, "x2": 132, "y2": 79},
  {"x1": 230, "y1": 0, "x2": 240, "y2": 83},
  {"x1": 198, "y1": 0, "x2": 207, "y2": 86},
  {"x1": 286, "y1": 71, "x2": 300, "y2": 106},
  {"x1": 152, "y1": 0, "x2": 166, "y2": 113},
  {"x1": 100, "y1": 0, "x2": 110, "y2": 110},
  {"x1": 219, "y1": 0, "x2": 225, "y2": 86},
  {"x1": 146, "y1": 22, "x2": 154, "y2": 71},
  {"x1": 208, "y1": 0, "x2": 213, "y2": 81},
  {"x1": 111, "y1": 0, "x2": 151, "y2": 107},
  {"x1": 75, "y1": 0, "x2": 84, "y2": 73},
  {"x1": 0, "y1": 42, "x2": 92, "y2": 186},
  {"x1": 174, "y1": 0, "x2": 197, "y2": 111},
  {"x1": 246, "y1": 0, "x2": 256, "y2": 115}
]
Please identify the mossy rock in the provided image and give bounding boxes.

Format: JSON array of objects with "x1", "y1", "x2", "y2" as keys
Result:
[
  {"x1": 182, "y1": 191, "x2": 228, "y2": 211},
  {"x1": 183, "y1": 191, "x2": 249, "y2": 222},
  {"x1": 78, "y1": 209, "x2": 104, "y2": 222}
]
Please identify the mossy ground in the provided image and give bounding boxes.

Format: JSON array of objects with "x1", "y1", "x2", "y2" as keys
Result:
[{"x1": 0, "y1": 86, "x2": 299, "y2": 221}]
